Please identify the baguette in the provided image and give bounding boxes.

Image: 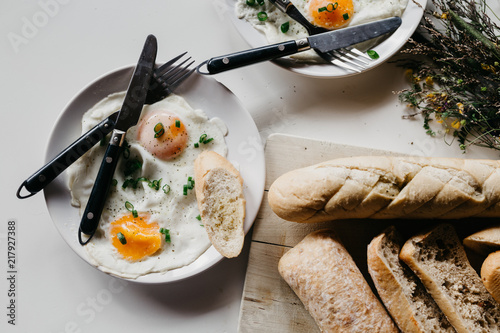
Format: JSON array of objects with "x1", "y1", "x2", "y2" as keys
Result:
[
  {"x1": 400, "y1": 224, "x2": 500, "y2": 333},
  {"x1": 464, "y1": 225, "x2": 500, "y2": 255},
  {"x1": 367, "y1": 226, "x2": 456, "y2": 333},
  {"x1": 278, "y1": 229, "x2": 398, "y2": 333},
  {"x1": 481, "y1": 250, "x2": 500, "y2": 303},
  {"x1": 268, "y1": 156, "x2": 500, "y2": 223},
  {"x1": 194, "y1": 151, "x2": 246, "y2": 258}
]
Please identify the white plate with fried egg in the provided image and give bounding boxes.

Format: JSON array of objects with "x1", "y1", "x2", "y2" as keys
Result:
[
  {"x1": 227, "y1": 0, "x2": 427, "y2": 78},
  {"x1": 43, "y1": 65, "x2": 265, "y2": 283}
]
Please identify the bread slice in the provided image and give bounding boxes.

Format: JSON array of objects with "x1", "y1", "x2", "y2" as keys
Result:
[
  {"x1": 194, "y1": 151, "x2": 245, "y2": 258},
  {"x1": 367, "y1": 226, "x2": 456, "y2": 333},
  {"x1": 278, "y1": 229, "x2": 398, "y2": 333},
  {"x1": 464, "y1": 224, "x2": 500, "y2": 255},
  {"x1": 481, "y1": 250, "x2": 500, "y2": 303},
  {"x1": 400, "y1": 224, "x2": 500, "y2": 333}
]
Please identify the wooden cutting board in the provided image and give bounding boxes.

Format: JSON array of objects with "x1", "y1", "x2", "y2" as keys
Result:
[{"x1": 237, "y1": 133, "x2": 492, "y2": 333}]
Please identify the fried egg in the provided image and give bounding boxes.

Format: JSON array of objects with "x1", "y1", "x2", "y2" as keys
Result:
[
  {"x1": 67, "y1": 92, "x2": 228, "y2": 279},
  {"x1": 235, "y1": 0, "x2": 408, "y2": 61}
]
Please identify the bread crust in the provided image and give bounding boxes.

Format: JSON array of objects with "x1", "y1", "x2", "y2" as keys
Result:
[
  {"x1": 400, "y1": 224, "x2": 500, "y2": 333},
  {"x1": 481, "y1": 250, "x2": 500, "y2": 303},
  {"x1": 464, "y1": 224, "x2": 500, "y2": 255},
  {"x1": 367, "y1": 227, "x2": 455, "y2": 333},
  {"x1": 268, "y1": 156, "x2": 500, "y2": 223},
  {"x1": 278, "y1": 229, "x2": 398, "y2": 333},
  {"x1": 194, "y1": 151, "x2": 245, "y2": 258}
]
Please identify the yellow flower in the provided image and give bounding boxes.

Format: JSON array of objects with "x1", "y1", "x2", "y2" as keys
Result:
[
  {"x1": 441, "y1": 12, "x2": 448, "y2": 19},
  {"x1": 451, "y1": 119, "x2": 461, "y2": 129},
  {"x1": 456, "y1": 102, "x2": 464, "y2": 114},
  {"x1": 425, "y1": 76, "x2": 434, "y2": 86},
  {"x1": 404, "y1": 69, "x2": 413, "y2": 81}
]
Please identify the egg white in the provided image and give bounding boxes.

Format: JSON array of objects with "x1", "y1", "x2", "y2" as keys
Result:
[
  {"x1": 235, "y1": 0, "x2": 408, "y2": 62},
  {"x1": 67, "y1": 92, "x2": 228, "y2": 279}
]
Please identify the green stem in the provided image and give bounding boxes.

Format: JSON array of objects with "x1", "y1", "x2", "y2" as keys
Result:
[{"x1": 448, "y1": 9, "x2": 500, "y2": 60}]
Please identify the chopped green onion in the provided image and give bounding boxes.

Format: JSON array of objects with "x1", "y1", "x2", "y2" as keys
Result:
[
  {"x1": 246, "y1": 0, "x2": 256, "y2": 5},
  {"x1": 256, "y1": 0, "x2": 264, "y2": 5},
  {"x1": 183, "y1": 184, "x2": 188, "y2": 196},
  {"x1": 196, "y1": 215, "x2": 201, "y2": 221},
  {"x1": 199, "y1": 134, "x2": 207, "y2": 143},
  {"x1": 159, "y1": 228, "x2": 171, "y2": 243},
  {"x1": 281, "y1": 21, "x2": 290, "y2": 33},
  {"x1": 319, "y1": 2, "x2": 338, "y2": 12},
  {"x1": 257, "y1": 11, "x2": 268, "y2": 21},
  {"x1": 125, "y1": 201, "x2": 138, "y2": 218},
  {"x1": 318, "y1": 6, "x2": 327, "y2": 12},
  {"x1": 203, "y1": 137, "x2": 214, "y2": 144},
  {"x1": 124, "y1": 159, "x2": 142, "y2": 176},
  {"x1": 194, "y1": 142, "x2": 199, "y2": 148},
  {"x1": 367, "y1": 50, "x2": 379, "y2": 59},
  {"x1": 117, "y1": 232, "x2": 127, "y2": 245},
  {"x1": 162, "y1": 184, "x2": 171, "y2": 194},
  {"x1": 149, "y1": 178, "x2": 162, "y2": 191},
  {"x1": 343, "y1": 13, "x2": 349, "y2": 20},
  {"x1": 175, "y1": 120, "x2": 181, "y2": 128},
  {"x1": 154, "y1": 122, "x2": 165, "y2": 138},
  {"x1": 188, "y1": 176, "x2": 193, "y2": 181},
  {"x1": 112, "y1": 179, "x2": 118, "y2": 186}
]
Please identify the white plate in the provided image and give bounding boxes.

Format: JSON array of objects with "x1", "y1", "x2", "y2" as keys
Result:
[
  {"x1": 226, "y1": 0, "x2": 427, "y2": 78},
  {"x1": 43, "y1": 66, "x2": 265, "y2": 284}
]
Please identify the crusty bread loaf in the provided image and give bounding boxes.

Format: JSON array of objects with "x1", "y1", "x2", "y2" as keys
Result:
[
  {"x1": 367, "y1": 226, "x2": 456, "y2": 333},
  {"x1": 481, "y1": 250, "x2": 500, "y2": 303},
  {"x1": 400, "y1": 224, "x2": 500, "y2": 333},
  {"x1": 464, "y1": 225, "x2": 500, "y2": 255},
  {"x1": 278, "y1": 229, "x2": 398, "y2": 333},
  {"x1": 268, "y1": 156, "x2": 500, "y2": 223},
  {"x1": 194, "y1": 151, "x2": 245, "y2": 258}
]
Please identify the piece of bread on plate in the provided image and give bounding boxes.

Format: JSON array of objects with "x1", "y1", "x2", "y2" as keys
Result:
[
  {"x1": 464, "y1": 224, "x2": 500, "y2": 255},
  {"x1": 194, "y1": 151, "x2": 245, "y2": 258},
  {"x1": 367, "y1": 226, "x2": 456, "y2": 333},
  {"x1": 268, "y1": 156, "x2": 500, "y2": 223},
  {"x1": 481, "y1": 250, "x2": 500, "y2": 303},
  {"x1": 278, "y1": 229, "x2": 398, "y2": 333},
  {"x1": 400, "y1": 224, "x2": 500, "y2": 333}
]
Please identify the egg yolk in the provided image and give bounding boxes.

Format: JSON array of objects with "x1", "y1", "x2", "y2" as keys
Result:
[
  {"x1": 137, "y1": 110, "x2": 188, "y2": 160},
  {"x1": 308, "y1": 0, "x2": 354, "y2": 29},
  {"x1": 109, "y1": 214, "x2": 162, "y2": 261}
]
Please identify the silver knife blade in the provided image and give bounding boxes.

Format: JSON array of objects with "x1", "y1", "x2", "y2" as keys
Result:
[
  {"x1": 114, "y1": 35, "x2": 157, "y2": 131},
  {"x1": 307, "y1": 17, "x2": 402, "y2": 53}
]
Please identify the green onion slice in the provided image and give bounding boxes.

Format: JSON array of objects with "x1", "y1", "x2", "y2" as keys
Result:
[
  {"x1": 196, "y1": 215, "x2": 201, "y2": 221},
  {"x1": 281, "y1": 21, "x2": 289, "y2": 33},
  {"x1": 246, "y1": 0, "x2": 256, "y2": 5},
  {"x1": 175, "y1": 120, "x2": 181, "y2": 128},
  {"x1": 162, "y1": 184, "x2": 171, "y2": 194},
  {"x1": 194, "y1": 142, "x2": 199, "y2": 148},
  {"x1": 199, "y1": 134, "x2": 207, "y2": 143},
  {"x1": 256, "y1": 0, "x2": 264, "y2": 5},
  {"x1": 117, "y1": 232, "x2": 127, "y2": 245},
  {"x1": 257, "y1": 11, "x2": 268, "y2": 21},
  {"x1": 343, "y1": 13, "x2": 349, "y2": 20},
  {"x1": 159, "y1": 228, "x2": 171, "y2": 243},
  {"x1": 367, "y1": 50, "x2": 379, "y2": 59},
  {"x1": 125, "y1": 201, "x2": 138, "y2": 218},
  {"x1": 154, "y1": 122, "x2": 165, "y2": 138}
]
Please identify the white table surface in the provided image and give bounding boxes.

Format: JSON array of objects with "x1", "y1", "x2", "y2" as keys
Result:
[{"x1": 2, "y1": 1, "x2": 499, "y2": 332}]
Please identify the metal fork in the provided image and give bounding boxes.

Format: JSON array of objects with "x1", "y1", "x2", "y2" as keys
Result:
[
  {"x1": 268, "y1": 0, "x2": 371, "y2": 72},
  {"x1": 16, "y1": 53, "x2": 196, "y2": 199}
]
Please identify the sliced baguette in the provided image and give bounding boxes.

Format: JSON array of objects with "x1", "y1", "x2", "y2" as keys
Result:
[
  {"x1": 279, "y1": 229, "x2": 398, "y2": 333},
  {"x1": 464, "y1": 224, "x2": 500, "y2": 256},
  {"x1": 194, "y1": 151, "x2": 245, "y2": 258},
  {"x1": 400, "y1": 224, "x2": 500, "y2": 333},
  {"x1": 367, "y1": 226, "x2": 456, "y2": 333},
  {"x1": 481, "y1": 250, "x2": 500, "y2": 303}
]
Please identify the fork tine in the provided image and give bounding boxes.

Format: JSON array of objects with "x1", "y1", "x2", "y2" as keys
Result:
[
  {"x1": 155, "y1": 52, "x2": 188, "y2": 75},
  {"x1": 159, "y1": 58, "x2": 194, "y2": 82},
  {"x1": 162, "y1": 66, "x2": 196, "y2": 94},
  {"x1": 347, "y1": 48, "x2": 373, "y2": 61},
  {"x1": 335, "y1": 49, "x2": 370, "y2": 66},
  {"x1": 328, "y1": 51, "x2": 366, "y2": 70}
]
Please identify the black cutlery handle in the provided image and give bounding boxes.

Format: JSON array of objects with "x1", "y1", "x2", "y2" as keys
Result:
[
  {"x1": 79, "y1": 131, "x2": 124, "y2": 244},
  {"x1": 16, "y1": 113, "x2": 117, "y2": 199},
  {"x1": 205, "y1": 40, "x2": 300, "y2": 74}
]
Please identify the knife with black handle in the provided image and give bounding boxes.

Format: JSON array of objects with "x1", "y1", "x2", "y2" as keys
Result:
[
  {"x1": 78, "y1": 34, "x2": 157, "y2": 245},
  {"x1": 200, "y1": 17, "x2": 402, "y2": 74}
]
